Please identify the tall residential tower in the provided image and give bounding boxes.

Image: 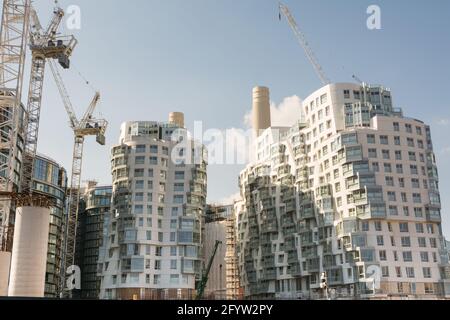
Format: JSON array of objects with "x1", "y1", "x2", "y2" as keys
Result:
[
  {"x1": 100, "y1": 114, "x2": 208, "y2": 300},
  {"x1": 237, "y1": 84, "x2": 450, "y2": 300}
]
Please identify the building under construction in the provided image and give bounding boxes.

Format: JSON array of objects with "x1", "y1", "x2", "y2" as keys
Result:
[{"x1": 204, "y1": 205, "x2": 241, "y2": 300}]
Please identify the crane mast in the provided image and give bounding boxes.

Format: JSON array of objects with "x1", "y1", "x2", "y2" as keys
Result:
[
  {"x1": 49, "y1": 62, "x2": 107, "y2": 297},
  {"x1": 196, "y1": 240, "x2": 222, "y2": 300},
  {"x1": 279, "y1": 2, "x2": 330, "y2": 86},
  {"x1": 0, "y1": 0, "x2": 31, "y2": 251},
  {"x1": 20, "y1": 6, "x2": 77, "y2": 194}
]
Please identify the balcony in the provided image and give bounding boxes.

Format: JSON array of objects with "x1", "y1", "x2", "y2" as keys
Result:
[{"x1": 426, "y1": 212, "x2": 442, "y2": 222}]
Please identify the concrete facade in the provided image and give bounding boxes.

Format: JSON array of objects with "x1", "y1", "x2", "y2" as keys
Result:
[
  {"x1": 100, "y1": 115, "x2": 208, "y2": 300},
  {"x1": 237, "y1": 83, "x2": 450, "y2": 300},
  {"x1": 8, "y1": 207, "x2": 51, "y2": 297}
]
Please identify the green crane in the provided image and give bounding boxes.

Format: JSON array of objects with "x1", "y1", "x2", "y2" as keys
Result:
[{"x1": 196, "y1": 240, "x2": 222, "y2": 300}]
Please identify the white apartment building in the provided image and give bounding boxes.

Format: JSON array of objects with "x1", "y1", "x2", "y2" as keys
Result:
[
  {"x1": 236, "y1": 84, "x2": 450, "y2": 300},
  {"x1": 99, "y1": 113, "x2": 208, "y2": 300}
]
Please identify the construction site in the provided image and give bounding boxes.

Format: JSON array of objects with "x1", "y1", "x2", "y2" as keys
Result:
[
  {"x1": 0, "y1": 0, "x2": 449, "y2": 303},
  {"x1": 0, "y1": 0, "x2": 107, "y2": 298}
]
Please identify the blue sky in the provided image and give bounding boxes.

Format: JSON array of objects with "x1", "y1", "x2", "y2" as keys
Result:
[{"x1": 31, "y1": 0, "x2": 450, "y2": 237}]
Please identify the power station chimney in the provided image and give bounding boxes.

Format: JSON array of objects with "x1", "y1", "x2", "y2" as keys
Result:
[
  {"x1": 169, "y1": 112, "x2": 185, "y2": 128},
  {"x1": 252, "y1": 86, "x2": 271, "y2": 137}
]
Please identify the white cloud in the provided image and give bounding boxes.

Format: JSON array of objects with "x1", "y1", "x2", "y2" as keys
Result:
[
  {"x1": 215, "y1": 192, "x2": 241, "y2": 206},
  {"x1": 244, "y1": 95, "x2": 303, "y2": 128},
  {"x1": 441, "y1": 147, "x2": 450, "y2": 155},
  {"x1": 437, "y1": 119, "x2": 449, "y2": 126}
]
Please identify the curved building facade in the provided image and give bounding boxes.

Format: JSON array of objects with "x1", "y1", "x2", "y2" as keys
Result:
[
  {"x1": 32, "y1": 154, "x2": 67, "y2": 297},
  {"x1": 100, "y1": 115, "x2": 208, "y2": 300},
  {"x1": 75, "y1": 182, "x2": 112, "y2": 299}
]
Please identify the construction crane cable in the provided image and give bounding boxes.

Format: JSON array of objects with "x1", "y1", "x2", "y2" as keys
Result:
[{"x1": 71, "y1": 62, "x2": 97, "y2": 92}]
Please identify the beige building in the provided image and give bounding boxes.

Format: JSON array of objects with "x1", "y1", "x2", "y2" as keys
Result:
[{"x1": 236, "y1": 84, "x2": 450, "y2": 300}]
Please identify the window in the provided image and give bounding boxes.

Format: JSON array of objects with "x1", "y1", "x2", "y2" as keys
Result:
[
  {"x1": 385, "y1": 176, "x2": 394, "y2": 186},
  {"x1": 380, "y1": 136, "x2": 389, "y2": 145},
  {"x1": 410, "y1": 165, "x2": 418, "y2": 175},
  {"x1": 399, "y1": 223, "x2": 409, "y2": 233},
  {"x1": 148, "y1": 169, "x2": 154, "y2": 178},
  {"x1": 403, "y1": 206, "x2": 409, "y2": 216},
  {"x1": 403, "y1": 251, "x2": 413, "y2": 262},
  {"x1": 174, "y1": 183, "x2": 185, "y2": 192},
  {"x1": 134, "y1": 169, "x2": 144, "y2": 177},
  {"x1": 409, "y1": 152, "x2": 417, "y2": 162},
  {"x1": 418, "y1": 237, "x2": 427, "y2": 248},
  {"x1": 136, "y1": 145, "x2": 146, "y2": 153},
  {"x1": 377, "y1": 235, "x2": 384, "y2": 246},
  {"x1": 134, "y1": 205, "x2": 143, "y2": 214},
  {"x1": 388, "y1": 192, "x2": 396, "y2": 202},
  {"x1": 135, "y1": 180, "x2": 144, "y2": 189},
  {"x1": 407, "y1": 138, "x2": 415, "y2": 147},
  {"x1": 414, "y1": 207, "x2": 423, "y2": 218},
  {"x1": 158, "y1": 232, "x2": 163, "y2": 242},
  {"x1": 423, "y1": 268, "x2": 432, "y2": 279},
  {"x1": 379, "y1": 250, "x2": 387, "y2": 261},
  {"x1": 162, "y1": 146, "x2": 169, "y2": 155},
  {"x1": 171, "y1": 260, "x2": 177, "y2": 270},
  {"x1": 384, "y1": 163, "x2": 392, "y2": 173},
  {"x1": 170, "y1": 275, "x2": 179, "y2": 285},
  {"x1": 395, "y1": 151, "x2": 402, "y2": 160},
  {"x1": 320, "y1": 94, "x2": 328, "y2": 104},
  {"x1": 361, "y1": 221, "x2": 369, "y2": 232},
  {"x1": 420, "y1": 252, "x2": 429, "y2": 262},
  {"x1": 173, "y1": 195, "x2": 184, "y2": 204},
  {"x1": 375, "y1": 221, "x2": 382, "y2": 231},
  {"x1": 401, "y1": 237, "x2": 411, "y2": 247},
  {"x1": 367, "y1": 134, "x2": 376, "y2": 144},
  {"x1": 412, "y1": 193, "x2": 422, "y2": 204},
  {"x1": 406, "y1": 267, "x2": 415, "y2": 278},
  {"x1": 368, "y1": 148, "x2": 377, "y2": 158},
  {"x1": 344, "y1": 90, "x2": 350, "y2": 99},
  {"x1": 146, "y1": 231, "x2": 152, "y2": 240},
  {"x1": 154, "y1": 275, "x2": 161, "y2": 285},
  {"x1": 418, "y1": 140, "x2": 424, "y2": 149},
  {"x1": 175, "y1": 171, "x2": 185, "y2": 180},
  {"x1": 396, "y1": 267, "x2": 402, "y2": 278},
  {"x1": 412, "y1": 179, "x2": 420, "y2": 188},
  {"x1": 396, "y1": 164, "x2": 404, "y2": 175},
  {"x1": 401, "y1": 193, "x2": 407, "y2": 203},
  {"x1": 135, "y1": 156, "x2": 145, "y2": 165},
  {"x1": 416, "y1": 223, "x2": 424, "y2": 233},
  {"x1": 394, "y1": 136, "x2": 401, "y2": 146},
  {"x1": 393, "y1": 122, "x2": 400, "y2": 132},
  {"x1": 135, "y1": 192, "x2": 144, "y2": 202},
  {"x1": 389, "y1": 206, "x2": 398, "y2": 216},
  {"x1": 150, "y1": 145, "x2": 158, "y2": 154},
  {"x1": 393, "y1": 251, "x2": 398, "y2": 261},
  {"x1": 382, "y1": 150, "x2": 390, "y2": 160},
  {"x1": 150, "y1": 157, "x2": 158, "y2": 165},
  {"x1": 382, "y1": 266, "x2": 389, "y2": 277},
  {"x1": 429, "y1": 238, "x2": 437, "y2": 248},
  {"x1": 398, "y1": 178, "x2": 405, "y2": 187},
  {"x1": 427, "y1": 224, "x2": 434, "y2": 234},
  {"x1": 372, "y1": 162, "x2": 379, "y2": 172},
  {"x1": 405, "y1": 124, "x2": 412, "y2": 133}
]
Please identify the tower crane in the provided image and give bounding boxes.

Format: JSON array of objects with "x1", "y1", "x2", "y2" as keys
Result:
[
  {"x1": 278, "y1": 2, "x2": 331, "y2": 86},
  {"x1": 21, "y1": 5, "x2": 77, "y2": 194},
  {"x1": 48, "y1": 60, "x2": 108, "y2": 298},
  {"x1": 0, "y1": 0, "x2": 32, "y2": 251},
  {"x1": 196, "y1": 240, "x2": 222, "y2": 300}
]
